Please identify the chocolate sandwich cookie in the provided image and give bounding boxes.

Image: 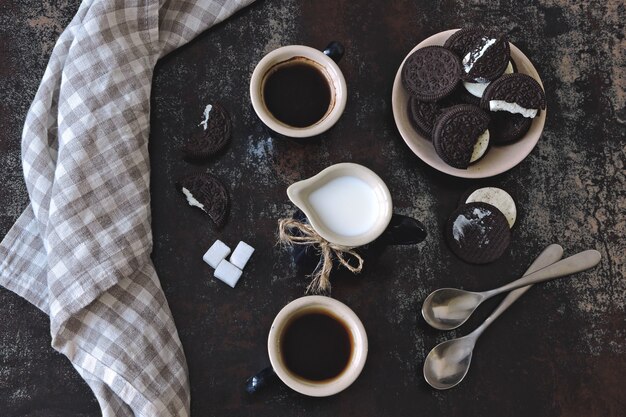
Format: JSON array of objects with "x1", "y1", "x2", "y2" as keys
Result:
[
  {"x1": 402, "y1": 46, "x2": 461, "y2": 102},
  {"x1": 444, "y1": 28, "x2": 511, "y2": 81},
  {"x1": 463, "y1": 59, "x2": 516, "y2": 99},
  {"x1": 183, "y1": 103, "x2": 231, "y2": 161},
  {"x1": 408, "y1": 97, "x2": 436, "y2": 138},
  {"x1": 488, "y1": 110, "x2": 533, "y2": 144},
  {"x1": 461, "y1": 35, "x2": 510, "y2": 82},
  {"x1": 177, "y1": 172, "x2": 229, "y2": 229},
  {"x1": 481, "y1": 73, "x2": 546, "y2": 118},
  {"x1": 445, "y1": 202, "x2": 511, "y2": 264},
  {"x1": 443, "y1": 28, "x2": 488, "y2": 58},
  {"x1": 464, "y1": 187, "x2": 517, "y2": 228},
  {"x1": 450, "y1": 85, "x2": 481, "y2": 106},
  {"x1": 433, "y1": 104, "x2": 490, "y2": 169}
]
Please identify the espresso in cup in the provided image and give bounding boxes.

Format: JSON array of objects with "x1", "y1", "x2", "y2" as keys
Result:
[
  {"x1": 246, "y1": 296, "x2": 367, "y2": 397},
  {"x1": 280, "y1": 308, "x2": 352, "y2": 381},
  {"x1": 250, "y1": 44, "x2": 347, "y2": 138},
  {"x1": 263, "y1": 58, "x2": 333, "y2": 128}
]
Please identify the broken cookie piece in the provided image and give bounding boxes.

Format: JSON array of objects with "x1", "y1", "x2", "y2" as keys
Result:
[
  {"x1": 182, "y1": 103, "x2": 231, "y2": 161},
  {"x1": 177, "y1": 172, "x2": 229, "y2": 229}
]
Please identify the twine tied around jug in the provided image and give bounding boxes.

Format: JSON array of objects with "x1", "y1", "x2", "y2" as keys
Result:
[{"x1": 278, "y1": 218, "x2": 364, "y2": 294}]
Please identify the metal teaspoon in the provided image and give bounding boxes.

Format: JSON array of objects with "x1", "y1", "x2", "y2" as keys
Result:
[
  {"x1": 421, "y1": 248, "x2": 601, "y2": 331},
  {"x1": 423, "y1": 245, "x2": 602, "y2": 390}
]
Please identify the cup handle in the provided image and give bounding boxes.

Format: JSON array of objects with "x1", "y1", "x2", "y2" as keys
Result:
[
  {"x1": 378, "y1": 214, "x2": 427, "y2": 246},
  {"x1": 245, "y1": 366, "x2": 278, "y2": 394},
  {"x1": 323, "y1": 41, "x2": 345, "y2": 63}
]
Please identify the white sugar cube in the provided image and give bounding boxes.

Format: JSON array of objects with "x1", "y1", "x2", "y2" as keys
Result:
[
  {"x1": 214, "y1": 259, "x2": 243, "y2": 288},
  {"x1": 229, "y1": 241, "x2": 255, "y2": 270},
  {"x1": 203, "y1": 240, "x2": 231, "y2": 269}
]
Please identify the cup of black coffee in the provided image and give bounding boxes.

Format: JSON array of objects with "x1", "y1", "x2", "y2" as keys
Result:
[
  {"x1": 250, "y1": 43, "x2": 347, "y2": 138},
  {"x1": 246, "y1": 296, "x2": 368, "y2": 396}
]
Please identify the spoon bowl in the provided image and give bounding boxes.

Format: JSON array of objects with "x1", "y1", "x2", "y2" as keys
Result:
[
  {"x1": 422, "y1": 289, "x2": 485, "y2": 330},
  {"x1": 423, "y1": 335, "x2": 476, "y2": 390},
  {"x1": 422, "y1": 249, "x2": 602, "y2": 331}
]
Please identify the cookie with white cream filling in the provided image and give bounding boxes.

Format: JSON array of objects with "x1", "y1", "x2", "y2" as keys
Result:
[{"x1": 481, "y1": 73, "x2": 546, "y2": 118}]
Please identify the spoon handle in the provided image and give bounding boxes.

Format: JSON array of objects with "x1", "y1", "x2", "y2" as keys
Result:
[
  {"x1": 487, "y1": 249, "x2": 602, "y2": 298},
  {"x1": 472, "y1": 244, "x2": 563, "y2": 336}
]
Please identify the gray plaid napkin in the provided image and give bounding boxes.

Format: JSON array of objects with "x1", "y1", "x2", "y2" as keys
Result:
[{"x1": 0, "y1": 0, "x2": 254, "y2": 415}]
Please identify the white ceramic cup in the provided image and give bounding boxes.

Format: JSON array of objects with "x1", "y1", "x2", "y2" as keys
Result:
[
  {"x1": 250, "y1": 44, "x2": 347, "y2": 138},
  {"x1": 265, "y1": 296, "x2": 368, "y2": 397}
]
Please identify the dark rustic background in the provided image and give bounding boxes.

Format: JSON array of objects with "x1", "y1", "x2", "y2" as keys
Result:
[{"x1": 1, "y1": 1, "x2": 624, "y2": 416}]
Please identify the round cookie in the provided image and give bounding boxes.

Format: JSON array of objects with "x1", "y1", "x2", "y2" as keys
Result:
[
  {"x1": 461, "y1": 35, "x2": 510, "y2": 82},
  {"x1": 433, "y1": 104, "x2": 491, "y2": 169},
  {"x1": 183, "y1": 103, "x2": 231, "y2": 161},
  {"x1": 402, "y1": 46, "x2": 461, "y2": 102},
  {"x1": 481, "y1": 73, "x2": 546, "y2": 118},
  {"x1": 465, "y1": 187, "x2": 517, "y2": 227},
  {"x1": 445, "y1": 202, "x2": 511, "y2": 264},
  {"x1": 488, "y1": 110, "x2": 532, "y2": 144},
  {"x1": 408, "y1": 97, "x2": 440, "y2": 139},
  {"x1": 443, "y1": 28, "x2": 488, "y2": 58},
  {"x1": 176, "y1": 172, "x2": 230, "y2": 229}
]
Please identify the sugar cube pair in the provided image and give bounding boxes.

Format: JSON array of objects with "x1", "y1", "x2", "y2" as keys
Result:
[{"x1": 203, "y1": 240, "x2": 254, "y2": 288}]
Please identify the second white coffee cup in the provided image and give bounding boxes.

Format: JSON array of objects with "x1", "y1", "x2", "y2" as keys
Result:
[{"x1": 267, "y1": 296, "x2": 368, "y2": 397}]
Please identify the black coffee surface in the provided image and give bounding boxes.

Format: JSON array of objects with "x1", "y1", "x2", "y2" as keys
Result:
[
  {"x1": 281, "y1": 311, "x2": 352, "y2": 381},
  {"x1": 263, "y1": 60, "x2": 332, "y2": 128}
]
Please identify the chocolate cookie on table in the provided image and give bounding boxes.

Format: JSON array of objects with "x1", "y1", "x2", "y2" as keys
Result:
[
  {"x1": 461, "y1": 187, "x2": 518, "y2": 228},
  {"x1": 182, "y1": 103, "x2": 231, "y2": 161},
  {"x1": 177, "y1": 172, "x2": 230, "y2": 229},
  {"x1": 481, "y1": 73, "x2": 546, "y2": 118},
  {"x1": 445, "y1": 201, "x2": 511, "y2": 264},
  {"x1": 402, "y1": 46, "x2": 461, "y2": 102},
  {"x1": 433, "y1": 104, "x2": 491, "y2": 169}
]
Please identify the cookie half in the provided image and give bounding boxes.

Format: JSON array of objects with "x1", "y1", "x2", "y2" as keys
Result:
[
  {"x1": 481, "y1": 73, "x2": 546, "y2": 118},
  {"x1": 445, "y1": 202, "x2": 511, "y2": 264},
  {"x1": 177, "y1": 172, "x2": 230, "y2": 229},
  {"x1": 402, "y1": 46, "x2": 461, "y2": 102},
  {"x1": 433, "y1": 104, "x2": 490, "y2": 169},
  {"x1": 183, "y1": 103, "x2": 231, "y2": 161},
  {"x1": 461, "y1": 35, "x2": 510, "y2": 82},
  {"x1": 465, "y1": 187, "x2": 517, "y2": 227}
]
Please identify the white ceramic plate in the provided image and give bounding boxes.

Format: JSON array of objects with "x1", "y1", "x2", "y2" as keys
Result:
[{"x1": 391, "y1": 29, "x2": 546, "y2": 178}]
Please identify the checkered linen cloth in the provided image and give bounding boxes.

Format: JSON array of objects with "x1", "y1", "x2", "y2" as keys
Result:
[{"x1": 0, "y1": 0, "x2": 254, "y2": 415}]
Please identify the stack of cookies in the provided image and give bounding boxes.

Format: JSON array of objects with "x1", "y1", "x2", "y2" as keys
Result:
[{"x1": 402, "y1": 28, "x2": 546, "y2": 169}]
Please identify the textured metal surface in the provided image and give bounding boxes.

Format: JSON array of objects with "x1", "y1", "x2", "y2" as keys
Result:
[{"x1": 1, "y1": 0, "x2": 624, "y2": 416}]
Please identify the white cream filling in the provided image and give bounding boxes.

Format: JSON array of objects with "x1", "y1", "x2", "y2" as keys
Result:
[
  {"x1": 470, "y1": 129, "x2": 490, "y2": 163},
  {"x1": 182, "y1": 187, "x2": 206, "y2": 212},
  {"x1": 463, "y1": 60, "x2": 515, "y2": 98},
  {"x1": 463, "y1": 38, "x2": 496, "y2": 73},
  {"x1": 489, "y1": 100, "x2": 538, "y2": 118},
  {"x1": 466, "y1": 187, "x2": 517, "y2": 228},
  {"x1": 504, "y1": 60, "x2": 514, "y2": 74},
  {"x1": 199, "y1": 104, "x2": 213, "y2": 130}
]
